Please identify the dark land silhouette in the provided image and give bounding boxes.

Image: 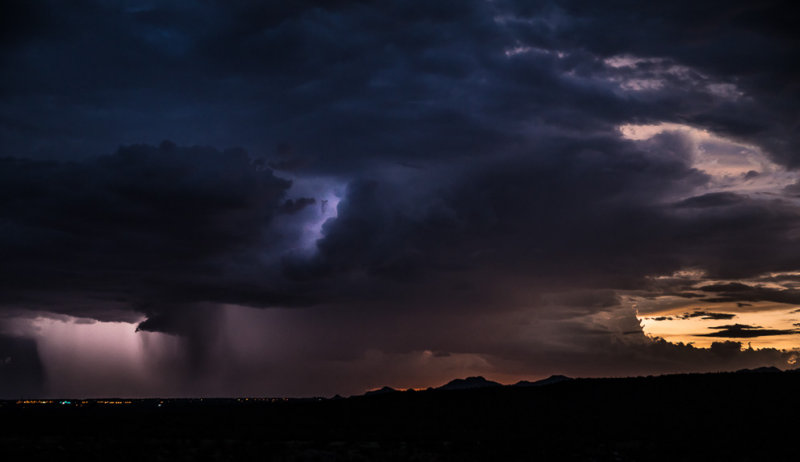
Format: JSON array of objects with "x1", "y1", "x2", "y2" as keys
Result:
[{"x1": 2, "y1": 369, "x2": 799, "y2": 461}]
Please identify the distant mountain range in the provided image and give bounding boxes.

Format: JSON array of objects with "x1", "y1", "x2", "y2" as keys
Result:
[
  {"x1": 735, "y1": 366, "x2": 782, "y2": 374},
  {"x1": 363, "y1": 374, "x2": 572, "y2": 396},
  {"x1": 363, "y1": 386, "x2": 398, "y2": 396},
  {"x1": 362, "y1": 367, "x2": 797, "y2": 397},
  {"x1": 513, "y1": 374, "x2": 572, "y2": 387},
  {"x1": 437, "y1": 376, "x2": 502, "y2": 391}
]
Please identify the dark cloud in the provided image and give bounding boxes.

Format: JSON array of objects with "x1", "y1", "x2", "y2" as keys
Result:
[
  {"x1": 2, "y1": 0, "x2": 796, "y2": 169},
  {"x1": 530, "y1": 0, "x2": 800, "y2": 167},
  {"x1": 279, "y1": 137, "x2": 800, "y2": 312},
  {"x1": 697, "y1": 324, "x2": 800, "y2": 338},
  {"x1": 699, "y1": 284, "x2": 800, "y2": 305},
  {"x1": 700, "y1": 283, "x2": 755, "y2": 293},
  {"x1": 279, "y1": 197, "x2": 317, "y2": 215},
  {"x1": 674, "y1": 193, "x2": 744, "y2": 209},
  {"x1": 644, "y1": 339, "x2": 794, "y2": 367},
  {"x1": 0, "y1": 142, "x2": 303, "y2": 321},
  {"x1": 743, "y1": 170, "x2": 760, "y2": 180},
  {"x1": 677, "y1": 311, "x2": 737, "y2": 321}
]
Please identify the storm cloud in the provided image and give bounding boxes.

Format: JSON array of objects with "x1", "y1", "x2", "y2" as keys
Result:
[{"x1": 1, "y1": 0, "x2": 799, "y2": 397}]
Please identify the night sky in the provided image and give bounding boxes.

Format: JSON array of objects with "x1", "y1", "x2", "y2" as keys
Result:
[{"x1": 2, "y1": 0, "x2": 800, "y2": 398}]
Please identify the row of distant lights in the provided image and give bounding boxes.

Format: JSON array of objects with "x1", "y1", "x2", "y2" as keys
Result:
[{"x1": 15, "y1": 400, "x2": 133, "y2": 406}]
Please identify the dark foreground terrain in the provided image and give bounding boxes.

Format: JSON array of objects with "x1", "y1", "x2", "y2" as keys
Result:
[{"x1": 2, "y1": 370, "x2": 799, "y2": 461}]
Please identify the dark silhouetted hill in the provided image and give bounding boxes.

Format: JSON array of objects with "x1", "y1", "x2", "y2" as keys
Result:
[
  {"x1": 736, "y1": 366, "x2": 782, "y2": 373},
  {"x1": 363, "y1": 386, "x2": 397, "y2": 396},
  {"x1": 436, "y1": 376, "x2": 501, "y2": 390},
  {"x1": 514, "y1": 374, "x2": 571, "y2": 387}
]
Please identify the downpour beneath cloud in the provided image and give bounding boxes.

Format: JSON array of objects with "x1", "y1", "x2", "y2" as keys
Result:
[{"x1": 1, "y1": 0, "x2": 799, "y2": 397}]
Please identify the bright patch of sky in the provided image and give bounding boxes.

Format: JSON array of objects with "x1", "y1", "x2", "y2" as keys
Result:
[
  {"x1": 619, "y1": 122, "x2": 798, "y2": 197},
  {"x1": 4, "y1": 315, "x2": 183, "y2": 397},
  {"x1": 278, "y1": 176, "x2": 344, "y2": 253},
  {"x1": 630, "y1": 270, "x2": 800, "y2": 351}
]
